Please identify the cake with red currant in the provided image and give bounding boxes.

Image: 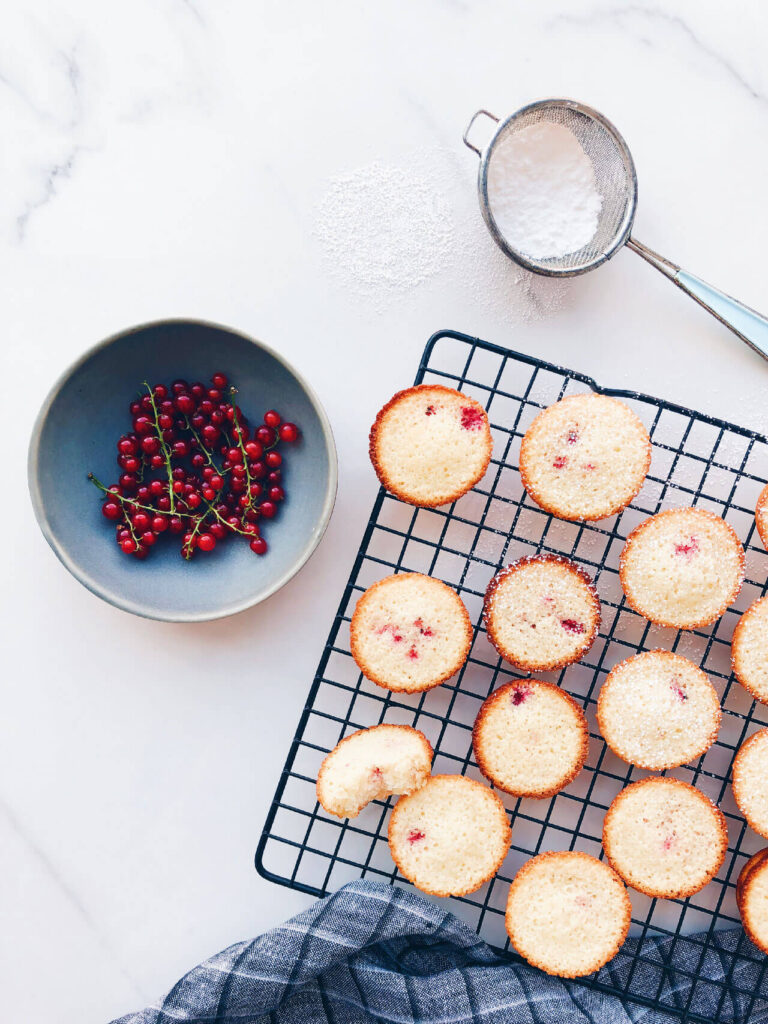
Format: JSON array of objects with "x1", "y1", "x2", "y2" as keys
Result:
[
  {"x1": 597, "y1": 650, "x2": 721, "y2": 771},
  {"x1": 602, "y1": 777, "x2": 728, "y2": 899},
  {"x1": 388, "y1": 774, "x2": 510, "y2": 897},
  {"x1": 483, "y1": 555, "x2": 600, "y2": 672},
  {"x1": 519, "y1": 393, "x2": 651, "y2": 522},
  {"x1": 733, "y1": 728, "x2": 768, "y2": 839},
  {"x1": 369, "y1": 384, "x2": 492, "y2": 507},
  {"x1": 350, "y1": 573, "x2": 473, "y2": 693},
  {"x1": 619, "y1": 507, "x2": 745, "y2": 630},
  {"x1": 505, "y1": 851, "x2": 631, "y2": 977},
  {"x1": 732, "y1": 596, "x2": 768, "y2": 705},
  {"x1": 316, "y1": 724, "x2": 433, "y2": 819},
  {"x1": 755, "y1": 484, "x2": 768, "y2": 550},
  {"x1": 473, "y1": 680, "x2": 588, "y2": 798},
  {"x1": 737, "y1": 848, "x2": 768, "y2": 954}
]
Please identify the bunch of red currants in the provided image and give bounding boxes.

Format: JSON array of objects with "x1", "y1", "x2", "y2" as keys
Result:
[{"x1": 89, "y1": 372, "x2": 299, "y2": 560}]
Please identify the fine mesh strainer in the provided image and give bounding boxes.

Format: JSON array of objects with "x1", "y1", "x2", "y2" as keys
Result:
[{"x1": 464, "y1": 99, "x2": 768, "y2": 361}]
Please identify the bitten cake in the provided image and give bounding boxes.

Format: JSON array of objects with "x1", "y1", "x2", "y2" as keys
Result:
[
  {"x1": 505, "y1": 851, "x2": 631, "y2": 977},
  {"x1": 732, "y1": 596, "x2": 768, "y2": 705},
  {"x1": 755, "y1": 484, "x2": 768, "y2": 551},
  {"x1": 369, "y1": 384, "x2": 492, "y2": 507},
  {"x1": 603, "y1": 777, "x2": 728, "y2": 899},
  {"x1": 350, "y1": 573, "x2": 473, "y2": 693},
  {"x1": 737, "y1": 848, "x2": 768, "y2": 954},
  {"x1": 316, "y1": 724, "x2": 433, "y2": 819},
  {"x1": 473, "y1": 680, "x2": 588, "y2": 798},
  {"x1": 519, "y1": 393, "x2": 651, "y2": 521},
  {"x1": 597, "y1": 650, "x2": 721, "y2": 771},
  {"x1": 388, "y1": 774, "x2": 510, "y2": 897},
  {"x1": 483, "y1": 555, "x2": 600, "y2": 672},
  {"x1": 733, "y1": 729, "x2": 768, "y2": 839},
  {"x1": 619, "y1": 507, "x2": 745, "y2": 630}
]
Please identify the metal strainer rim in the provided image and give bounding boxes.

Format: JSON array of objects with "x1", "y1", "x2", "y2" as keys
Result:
[{"x1": 477, "y1": 98, "x2": 638, "y2": 278}]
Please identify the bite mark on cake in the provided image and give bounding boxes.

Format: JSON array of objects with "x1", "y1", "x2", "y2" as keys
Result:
[{"x1": 461, "y1": 406, "x2": 484, "y2": 431}]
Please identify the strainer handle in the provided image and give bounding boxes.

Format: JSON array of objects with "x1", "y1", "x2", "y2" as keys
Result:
[
  {"x1": 628, "y1": 238, "x2": 768, "y2": 364},
  {"x1": 463, "y1": 110, "x2": 500, "y2": 156}
]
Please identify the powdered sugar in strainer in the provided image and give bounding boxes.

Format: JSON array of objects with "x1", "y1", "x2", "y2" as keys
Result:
[{"x1": 464, "y1": 99, "x2": 768, "y2": 362}]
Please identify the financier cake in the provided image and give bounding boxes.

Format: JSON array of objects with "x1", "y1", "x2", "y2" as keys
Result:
[
  {"x1": 316, "y1": 725, "x2": 433, "y2": 819},
  {"x1": 737, "y1": 848, "x2": 768, "y2": 954},
  {"x1": 483, "y1": 555, "x2": 600, "y2": 672},
  {"x1": 603, "y1": 776, "x2": 728, "y2": 899},
  {"x1": 350, "y1": 573, "x2": 473, "y2": 693},
  {"x1": 369, "y1": 384, "x2": 492, "y2": 507},
  {"x1": 473, "y1": 679, "x2": 588, "y2": 798},
  {"x1": 597, "y1": 650, "x2": 721, "y2": 770},
  {"x1": 732, "y1": 596, "x2": 768, "y2": 705},
  {"x1": 732, "y1": 728, "x2": 768, "y2": 839},
  {"x1": 505, "y1": 851, "x2": 631, "y2": 977},
  {"x1": 519, "y1": 393, "x2": 651, "y2": 521},
  {"x1": 755, "y1": 483, "x2": 768, "y2": 550},
  {"x1": 388, "y1": 774, "x2": 510, "y2": 897},
  {"x1": 619, "y1": 507, "x2": 745, "y2": 630}
]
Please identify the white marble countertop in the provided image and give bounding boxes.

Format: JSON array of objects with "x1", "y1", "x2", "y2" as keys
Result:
[{"x1": 4, "y1": 1, "x2": 768, "y2": 1020}]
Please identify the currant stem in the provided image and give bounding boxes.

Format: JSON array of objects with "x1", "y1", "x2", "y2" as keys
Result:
[{"x1": 143, "y1": 382, "x2": 176, "y2": 514}]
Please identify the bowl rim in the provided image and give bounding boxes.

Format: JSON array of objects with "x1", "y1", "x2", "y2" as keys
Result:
[{"x1": 27, "y1": 316, "x2": 338, "y2": 623}]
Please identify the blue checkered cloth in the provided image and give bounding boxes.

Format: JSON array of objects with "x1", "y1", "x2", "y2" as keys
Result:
[{"x1": 112, "y1": 879, "x2": 766, "y2": 1024}]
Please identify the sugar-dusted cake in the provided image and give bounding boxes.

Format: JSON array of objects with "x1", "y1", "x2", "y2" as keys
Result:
[
  {"x1": 603, "y1": 776, "x2": 728, "y2": 898},
  {"x1": 737, "y1": 848, "x2": 768, "y2": 954},
  {"x1": 505, "y1": 851, "x2": 631, "y2": 977},
  {"x1": 597, "y1": 650, "x2": 721, "y2": 771},
  {"x1": 755, "y1": 483, "x2": 768, "y2": 551},
  {"x1": 619, "y1": 507, "x2": 745, "y2": 629},
  {"x1": 369, "y1": 384, "x2": 492, "y2": 507},
  {"x1": 519, "y1": 393, "x2": 651, "y2": 521},
  {"x1": 473, "y1": 679, "x2": 588, "y2": 798},
  {"x1": 350, "y1": 573, "x2": 473, "y2": 693},
  {"x1": 483, "y1": 554, "x2": 600, "y2": 672},
  {"x1": 733, "y1": 728, "x2": 768, "y2": 839},
  {"x1": 732, "y1": 596, "x2": 768, "y2": 705},
  {"x1": 388, "y1": 774, "x2": 510, "y2": 897},
  {"x1": 316, "y1": 724, "x2": 433, "y2": 819}
]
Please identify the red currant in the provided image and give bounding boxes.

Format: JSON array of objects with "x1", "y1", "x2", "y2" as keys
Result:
[
  {"x1": 197, "y1": 533, "x2": 216, "y2": 552},
  {"x1": 266, "y1": 451, "x2": 282, "y2": 468},
  {"x1": 279, "y1": 422, "x2": 299, "y2": 442},
  {"x1": 264, "y1": 410, "x2": 281, "y2": 428},
  {"x1": 250, "y1": 537, "x2": 267, "y2": 555},
  {"x1": 256, "y1": 426, "x2": 275, "y2": 446},
  {"x1": 260, "y1": 501, "x2": 278, "y2": 519},
  {"x1": 212, "y1": 372, "x2": 228, "y2": 388},
  {"x1": 102, "y1": 501, "x2": 121, "y2": 520}
]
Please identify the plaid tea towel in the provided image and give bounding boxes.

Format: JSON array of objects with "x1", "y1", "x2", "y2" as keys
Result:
[{"x1": 112, "y1": 879, "x2": 767, "y2": 1024}]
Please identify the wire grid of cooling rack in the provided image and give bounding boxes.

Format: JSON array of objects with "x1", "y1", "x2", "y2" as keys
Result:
[{"x1": 257, "y1": 330, "x2": 768, "y2": 1023}]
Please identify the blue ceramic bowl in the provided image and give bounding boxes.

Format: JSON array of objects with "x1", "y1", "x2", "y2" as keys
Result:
[{"x1": 28, "y1": 319, "x2": 337, "y2": 621}]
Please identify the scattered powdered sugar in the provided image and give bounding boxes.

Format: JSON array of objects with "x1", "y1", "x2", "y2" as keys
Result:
[
  {"x1": 486, "y1": 122, "x2": 603, "y2": 260},
  {"x1": 314, "y1": 161, "x2": 453, "y2": 298}
]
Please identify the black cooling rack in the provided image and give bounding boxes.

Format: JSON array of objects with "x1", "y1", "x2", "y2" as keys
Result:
[{"x1": 257, "y1": 330, "x2": 768, "y2": 1023}]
